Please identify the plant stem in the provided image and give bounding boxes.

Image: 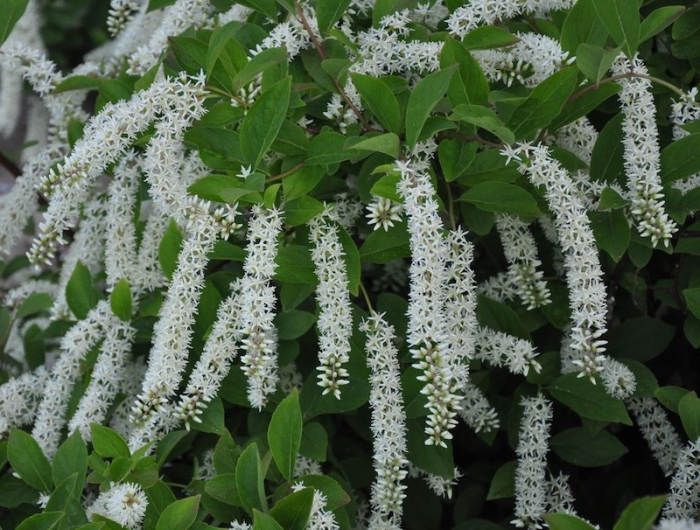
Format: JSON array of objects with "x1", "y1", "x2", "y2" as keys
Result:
[
  {"x1": 265, "y1": 162, "x2": 304, "y2": 183},
  {"x1": 359, "y1": 281, "x2": 374, "y2": 313}
]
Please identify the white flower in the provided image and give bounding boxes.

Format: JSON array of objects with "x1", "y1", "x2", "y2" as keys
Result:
[
  {"x1": 512, "y1": 394, "x2": 553, "y2": 530},
  {"x1": 629, "y1": 397, "x2": 683, "y2": 477},
  {"x1": 662, "y1": 439, "x2": 700, "y2": 520},
  {"x1": 309, "y1": 206, "x2": 353, "y2": 399},
  {"x1": 360, "y1": 313, "x2": 409, "y2": 529},
  {"x1": 474, "y1": 326, "x2": 541, "y2": 377},
  {"x1": 366, "y1": 197, "x2": 403, "y2": 231},
  {"x1": 88, "y1": 482, "x2": 148, "y2": 530}
]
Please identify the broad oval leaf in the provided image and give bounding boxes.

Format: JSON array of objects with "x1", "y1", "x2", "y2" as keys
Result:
[
  {"x1": 592, "y1": 0, "x2": 640, "y2": 59},
  {"x1": 661, "y1": 133, "x2": 700, "y2": 183},
  {"x1": 0, "y1": 0, "x2": 30, "y2": 47},
  {"x1": 679, "y1": 391, "x2": 700, "y2": 441},
  {"x1": 405, "y1": 66, "x2": 456, "y2": 149},
  {"x1": 461, "y1": 26, "x2": 520, "y2": 51},
  {"x1": 269, "y1": 487, "x2": 314, "y2": 530},
  {"x1": 450, "y1": 104, "x2": 514, "y2": 144},
  {"x1": 110, "y1": 278, "x2": 133, "y2": 321},
  {"x1": 236, "y1": 443, "x2": 267, "y2": 515},
  {"x1": 90, "y1": 424, "x2": 130, "y2": 459},
  {"x1": 459, "y1": 182, "x2": 541, "y2": 217},
  {"x1": 53, "y1": 430, "x2": 87, "y2": 500},
  {"x1": 548, "y1": 373, "x2": 632, "y2": 425},
  {"x1": 158, "y1": 220, "x2": 183, "y2": 282},
  {"x1": 66, "y1": 260, "x2": 98, "y2": 320},
  {"x1": 550, "y1": 427, "x2": 628, "y2": 467},
  {"x1": 267, "y1": 389, "x2": 303, "y2": 481},
  {"x1": 350, "y1": 74, "x2": 401, "y2": 134},
  {"x1": 613, "y1": 495, "x2": 667, "y2": 530},
  {"x1": 544, "y1": 513, "x2": 598, "y2": 530},
  {"x1": 156, "y1": 495, "x2": 200, "y2": 530},
  {"x1": 8, "y1": 428, "x2": 53, "y2": 492}
]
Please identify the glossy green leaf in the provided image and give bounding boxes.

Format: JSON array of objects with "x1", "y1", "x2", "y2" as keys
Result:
[
  {"x1": 440, "y1": 37, "x2": 490, "y2": 108},
  {"x1": 360, "y1": 220, "x2": 411, "y2": 263},
  {"x1": 576, "y1": 44, "x2": 619, "y2": 83},
  {"x1": 590, "y1": 113, "x2": 625, "y2": 184},
  {"x1": 459, "y1": 182, "x2": 541, "y2": 217},
  {"x1": 15, "y1": 512, "x2": 65, "y2": 530},
  {"x1": 90, "y1": 424, "x2": 130, "y2": 459},
  {"x1": 156, "y1": 495, "x2": 200, "y2": 530},
  {"x1": 450, "y1": 104, "x2": 514, "y2": 144},
  {"x1": 640, "y1": 6, "x2": 685, "y2": 43},
  {"x1": 544, "y1": 513, "x2": 598, "y2": 530},
  {"x1": 351, "y1": 74, "x2": 401, "y2": 134},
  {"x1": 8, "y1": 428, "x2": 53, "y2": 492},
  {"x1": 253, "y1": 510, "x2": 284, "y2": 530},
  {"x1": 684, "y1": 287, "x2": 700, "y2": 320},
  {"x1": 506, "y1": 67, "x2": 578, "y2": 140},
  {"x1": 299, "y1": 422, "x2": 328, "y2": 462},
  {"x1": 550, "y1": 427, "x2": 628, "y2": 467},
  {"x1": 551, "y1": 82, "x2": 620, "y2": 130},
  {"x1": 438, "y1": 139, "x2": 478, "y2": 182},
  {"x1": 305, "y1": 132, "x2": 354, "y2": 166},
  {"x1": 284, "y1": 196, "x2": 324, "y2": 226},
  {"x1": 560, "y1": 0, "x2": 609, "y2": 54},
  {"x1": 206, "y1": 22, "x2": 248, "y2": 78},
  {"x1": 205, "y1": 473, "x2": 242, "y2": 506},
  {"x1": 606, "y1": 317, "x2": 674, "y2": 362},
  {"x1": 147, "y1": 0, "x2": 176, "y2": 11},
  {"x1": 316, "y1": 0, "x2": 353, "y2": 32},
  {"x1": 592, "y1": 0, "x2": 640, "y2": 59},
  {"x1": 236, "y1": 444, "x2": 267, "y2": 515},
  {"x1": 158, "y1": 220, "x2": 183, "y2": 282},
  {"x1": 191, "y1": 397, "x2": 225, "y2": 435},
  {"x1": 16, "y1": 292, "x2": 53, "y2": 319},
  {"x1": 274, "y1": 310, "x2": 316, "y2": 340},
  {"x1": 486, "y1": 461, "x2": 516, "y2": 500},
  {"x1": 110, "y1": 278, "x2": 133, "y2": 321},
  {"x1": 274, "y1": 246, "x2": 318, "y2": 284},
  {"x1": 269, "y1": 488, "x2": 314, "y2": 530},
  {"x1": 294, "y1": 475, "x2": 351, "y2": 510},
  {"x1": 53, "y1": 430, "x2": 87, "y2": 500},
  {"x1": 548, "y1": 373, "x2": 633, "y2": 425},
  {"x1": 282, "y1": 165, "x2": 325, "y2": 201},
  {"x1": 661, "y1": 133, "x2": 700, "y2": 183},
  {"x1": 613, "y1": 495, "x2": 667, "y2": 530},
  {"x1": 679, "y1": 391, "x2": 700, "y2": 440},
  {"x1": 405, "y1": 66, "x2": 456, "y2": 149},
  {"x1": 655, "y1": 386, "x2": 689, "y2": 414},
  {"x1": 188, "y1": 173, "x2": 264, "y2": 203},
  {"x1": 673, "y1": 7, "x2": 700, "y2": 40},
  {"x1": 461, "y1": 26, "x2": 520, "y2": 51},
  {"x1": 345, "y1": 133, "x2": 400, "y2": 159},
  {"x1": 66, "y1": 260, "x2": 97, "y2": 320},
  {"x1": 268, "y1": 389, "x2": 303, "y2": 481},
  {"x1": 0, "y1": 0, "x2": 31, "y2": 47},
  {"x1": 588, "y1": 209, "x2": 630, "y2": 262},
  {"x1": 240, "y1": 76, "x2": 291, "y2": 168}
]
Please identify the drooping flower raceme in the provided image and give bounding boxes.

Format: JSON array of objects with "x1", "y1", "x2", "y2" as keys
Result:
[
  {"x1": 611, "y1": 54, "x2": 677, "y2": 247},
  {"x1": 238, "y1": 206, "x2": 284, "y2": 410},
  {"x1": 512, "y1": 394, "x2": 554, "y2": 530},
  {"x1": 396, "y1": 157, "x2": 462, "y2": 447},
  {"x1": 309, "y1": 206, "x2": 353, "y2": 399},
  {"x1": 628, "y1": 397, "x2": 683, "y2": 477},
  {"x1": 360, "y1": 313, "x2": 409, "y2": 530},
  {"x1": 662, "y1": 438, "x2": 700, "y2": 521}
]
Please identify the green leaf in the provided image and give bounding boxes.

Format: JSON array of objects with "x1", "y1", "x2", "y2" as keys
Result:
[
  {"x1": 506, "y1": 67, "x2": 579, "y2": 140},
  {"x1": 673, "y1": 7, "x2": 700, "y2": 40},
  {"x1": 477, "y1": 295, "x2": 530, "y2": 340},
  {"x1": 679, "y1": 391, "x2": 700, "y2": 440},
  {"x1": 592, "y1": 0, "x2": 640, "y2": 59},
  {"x1": 8, "y1": 428, "x2": 53, "y2": 492},
  {"x1": 606, "y1": 317, "x2": 675, "y2": 362},
  {"x1": 253, "y1": 510, "x2": 284, "y2": 530},
  {"x1": 551, "y1": 82, "x2": 621, "y2": 131},
  {"x1": 205, "y1": 473, "x2": 242, "y2": 506},
  {"x1": 613, "y1": 495, "x2": 667, "y2": 530},
  {"x1": 459, "y1": 182, "x2": 541, "y2": 217},
  {"x1": 147, "y1": 0, "x2": 176, "y2": 11},
  {"x1": 0, "y1": 0, "x2": 30, "y2": 47},
  {"x1": 191, "y1": 397, "x2": 225, "y2": 435},
  {"x1": 337, "y1": 223, "x2": 361, "y2": 297},
  {"x1": 351, "y1": 74, "x2": 401, "y2": 134},
  {"x1": 268, "y1": 389, "x2": 303, "y2": 481},
  {"x1": 440, "y1": 37, "x2": 490, "y2": 108},
  {"x1": 655, "y1": 386, "x2": 689, "y2": 414},
  {"x1": 206, "y1": 22, "x2": 248, "y2": 78},
  {"x1": 156, "y1": 495, "x2": 200, "y2": 530},
  {"x1": 487, "y1": 461, "x2": 516, "y2": 500},
  {"x1": 306, "y1": 132, "x2": 354, "y2": 166},
  {"x1": 406, "y1": 419, "x2": 455, "y2": 478},
  {"x1": 550, "y1": 427, "x2": 628, "y2": 467},
  {"x1": 370, "y1": 173, "x2": 401, "y2": 202},
  {"x1": 236, "y1": 444, "x2": 267, "y2": 515},
  {"x1": 232, "y1": 48, "x2": 288, "y2": 92},
  {"x1": 284, "y1": 196, "x2": 324, "y2": 226},
  {"x1": 66, "y1": 260, "x2": 97, "y2": 320},
  {"x1": 0, "y1": 474, "x2": 40, "y2": 508},
  {"x1": 599, "y1": 187, "x2": 629, "y2": 210},
  {"x1": 438, "y1": 139, "x2": 477, "y2": 182},
  {"x1": 576, "y1": 44, "x2": 619, "y2": 83},
  {"x1": 450, "y1": 104, "x2": 514, "y2": 144},
  {"x1": 188, "y1": 173, "x2": 264, "y2": 203},
  {"x1": 359, "y1": 220, "x2": 411, "y2": 263},
  {"x1": 90, "y1": 424, "x2": 130, "y2": 459},
  {"x1": 560, "y1": 0, "x2": 609, "y2": 54},
  {"x1": 53, "y1": 430, "x2": 87, "y2": 500},
  {"x1": 640, "y1": 6, "x2": 685, "y2": 43},
  {"x1": 590, "y1": 113, "x2": 625, "y2": 184},
  {"x1": 294, "y1": 475, "x2": 350, "y2": 510},
  {"x1": 213, "y1": 430, "x2": 240, "y2": 475},
  {"x1": 299, "y1": 422, "x2": 328, "y2": 462},
  {"x1": 16, "y1": 292, "x2": 53, "y2": 319},
  {"x1": 44, "y1": 473, "x2": 80, "y2": 514},
  {"x1": 15, "y1": 512, "x2": 65, "y2": 530},
  {"x1": 53, "y1": 75, "x2": 99, "y2": 94},
  {"x1": 345, "y1": 133, "x2": 400, "y2": 159},
  {"x1": 240, "y1": 76, "x2": 292, "y2": 168},
  {"x1": 158, "y1": 220, "x2": 183, "y2": 282},
  {"x1": 588, "y1": 209, "x2": 630, "y2": 262},
  {"x1": 684, "y1": 287, "x2": 700, "y2": 320},
  {"x1": 549, "y1": 373, "x2": 633, "y2": 425},
  {"x1": 269, "y1": 488, "x2": 313, "y2": 530},
  {"x1": 274, "y1": 310, "x2": 316, "y2": 340},
  {"x1": 282, "y1": 165, "x2": 325, "y2": 201},
  {"x1": 316, "y1": 0, "x2": 353, "y2": 33},
  {"x1": 461, "y1": 26, "x2": 520, "y2": 50},
  {"x1": 110, "y1": 279, "x2": 133, "y2": 321},
  {"x1": 405, "y1": 66, "x2": 456, "y2": 149},
  {"x1": 661, "y1": 133, "x2": 700, "y2": 183},
  {"x1": 274, "y1": 246, "x2": 318, "y2": 284},
  {"x1": 544, "y1": 513, "x2": 598, "y2": 530}
]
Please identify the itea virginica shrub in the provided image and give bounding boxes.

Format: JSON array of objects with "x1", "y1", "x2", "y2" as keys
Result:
[{"x1": 3, "y1": 0, "x2": 700, "y2": 529}]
